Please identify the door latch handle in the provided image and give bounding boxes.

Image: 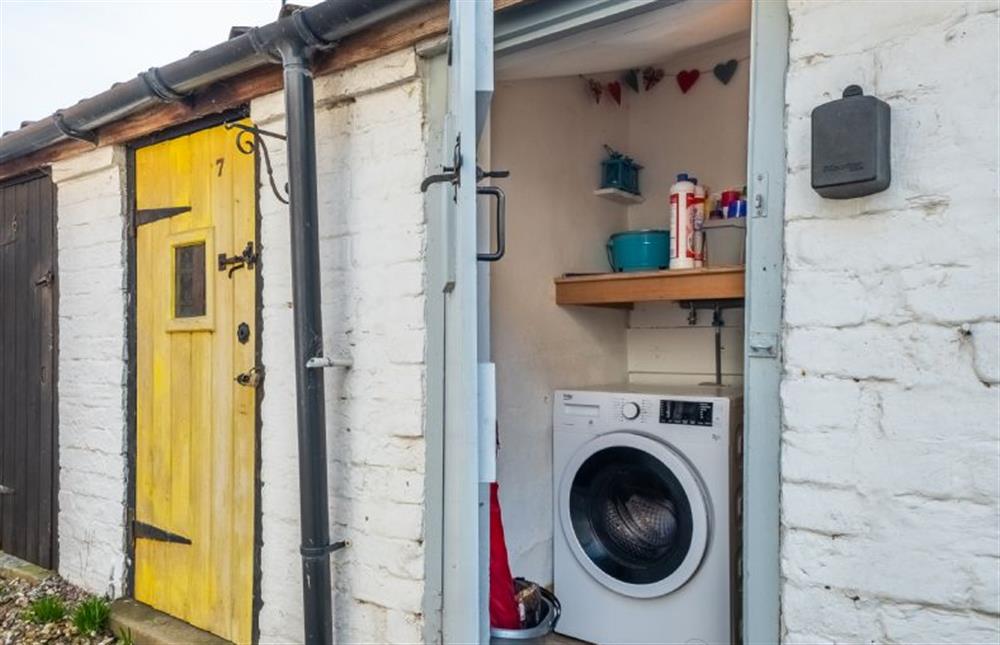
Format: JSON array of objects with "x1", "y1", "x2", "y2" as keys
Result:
[
  {"x1": 420, "y1": 168, "x2": 458, "y2": 192},
  {"x1": 34, "y1": 270, "x2": 54, "y2": 287},
  {"x1": 235, "y1": 365, "x2": 264, "y2": 387},
  {"x1": 477, "y1": 185, "x2": 506, "y2": 262},
  {"x1": 0, "y1": 484, "x2": 14, "y2": 495},
  {"x1": 218, "y1": 241, "x2": 257, "y2": 278},
  {"x1": 477, "y1": 166, "x2": 509, "y2": 181},
  {"x1": 421, "y1": 137, "x2": 463, "y2": 193}
]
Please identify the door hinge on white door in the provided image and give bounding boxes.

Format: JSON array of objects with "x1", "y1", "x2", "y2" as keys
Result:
[
  {"x1": 747, "y1": 332, "x2": 779, "y2": 359},
  {"x1": 753, "y1": 172, "x2": 769, "y2": 218}
]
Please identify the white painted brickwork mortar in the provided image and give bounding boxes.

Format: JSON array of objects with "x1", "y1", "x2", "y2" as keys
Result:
[
  {"x1": 781, "y1": 1, "x2": 1000, "y2": 642},
  {"x1": 252, "y1": 48, "x2": 429, "y2": 644},
  {"x1": 51, "y1": 147, "x2": 128, "y2": 597}
]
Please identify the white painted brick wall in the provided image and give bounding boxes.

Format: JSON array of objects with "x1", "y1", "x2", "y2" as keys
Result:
[
  {"x1": 781, "y1": 1, "x2": 1000, "y2": 642},
  {"x1": 252, "y1": 48, "x2": 429, "y2": 644},
  {"x1": 51, "y1": 146, "x2": 128, "y2": 597}
]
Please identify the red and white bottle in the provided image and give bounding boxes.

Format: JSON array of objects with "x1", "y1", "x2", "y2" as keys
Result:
[
  {"x1": 692, "y1": 180, "x2": 706, "y2": 267},
  {"x1": 669, "y1": 173, "x2": 696, "y2": 269}
]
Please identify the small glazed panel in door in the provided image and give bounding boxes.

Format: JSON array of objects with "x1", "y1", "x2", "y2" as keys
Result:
[{"x1": 134, "y1": 121, "x2": 256, "y2": 644}]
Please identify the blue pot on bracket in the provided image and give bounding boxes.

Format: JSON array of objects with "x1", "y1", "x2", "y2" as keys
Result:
[{"x1": 607, "y1": 230, "x2": 670, "y2": 272}]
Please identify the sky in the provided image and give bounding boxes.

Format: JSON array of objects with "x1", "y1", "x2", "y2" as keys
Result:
[{"x1": 0, "y1": 0, "x2": 321, "y2": 134}]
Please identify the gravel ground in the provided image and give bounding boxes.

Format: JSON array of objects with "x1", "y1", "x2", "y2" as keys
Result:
[{"x1": 0, "y1": 575, "x2": 115, "y2": 645}]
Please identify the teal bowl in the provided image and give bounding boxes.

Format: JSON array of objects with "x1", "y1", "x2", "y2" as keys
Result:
[{"x1": 607, "y1": 230, "x2": 670, "y2": 272}]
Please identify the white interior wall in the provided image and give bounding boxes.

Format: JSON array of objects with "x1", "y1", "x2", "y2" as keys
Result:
[
  {"x1": 489, "y1": 76, "x2": 630, "y2": 584},
  {"x1": 626, "y1": 35, "x2": 750, "y2": 387}
]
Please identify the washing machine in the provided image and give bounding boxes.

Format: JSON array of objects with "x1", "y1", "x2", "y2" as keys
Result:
[{"x1": 553, "y1": 385, "x2": 742, "y2": 644}]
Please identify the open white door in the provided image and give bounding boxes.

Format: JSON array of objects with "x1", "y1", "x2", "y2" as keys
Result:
[{"x1": 428, "y1": 1, "x2": 494, "y2": 642}]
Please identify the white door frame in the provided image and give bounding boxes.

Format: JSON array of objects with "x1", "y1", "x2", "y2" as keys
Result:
[{"x1": 741, "y1": 2, "x2": 788, "y2": 642}]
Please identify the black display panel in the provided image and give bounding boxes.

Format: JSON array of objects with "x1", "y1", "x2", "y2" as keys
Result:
[{"x1": 659, "y1": 400, "x2": 713, "y2": 426}]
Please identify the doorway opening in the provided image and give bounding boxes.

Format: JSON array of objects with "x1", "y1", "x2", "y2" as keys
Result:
[{"x1": 482, "y1": 1, "x2": 772, "y2": 642}]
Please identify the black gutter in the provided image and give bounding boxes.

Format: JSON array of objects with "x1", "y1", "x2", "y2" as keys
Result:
[{"x1": 0, "y1": 0, "x2": 431, "y2": 164}]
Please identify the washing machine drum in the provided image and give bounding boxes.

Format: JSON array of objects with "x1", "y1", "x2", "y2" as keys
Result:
[
  {"x1": 593, "y1": 462, "x2": 684, "y2": 567},
  {"x1": 561, "y1": 435, "x2": 709, "y2": 598}
]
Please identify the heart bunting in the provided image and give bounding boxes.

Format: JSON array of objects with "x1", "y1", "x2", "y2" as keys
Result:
[
  {"x1": 713, "y1": 59, "x2": 739, "y2": 85},
  {"x1": 582, "y1": 57, "x2": 742, "y2": 106},
  {"x1": 607, "y1": 81, "x2": 622, "y2": 105},
  {"x1": 677, "y1": 69, "x2": 700, "y2": 94},
  {"x1": 642, "y1": 67, "x2": 665, "y2": 91},
  {"x1": 623, "y1": 69, "x2": 640, "y2": 93},
  {"x1": 587, "y1": 78, "x2": 603, "y2": 103}
]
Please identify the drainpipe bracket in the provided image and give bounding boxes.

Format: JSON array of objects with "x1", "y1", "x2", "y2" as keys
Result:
[
  {"x1": 300, "y1": 540, "x2": 350, "y2": 560},
  {"x1": 51, "y1": 111, "x2": 98, "y2": 145},
  {"x1": 306, "y1": 355, "x2": 353, "y2": 369},
  {"x1": 138, "y1": 67, "x2": 189, "y2": 103},
  {"x1": 248, "y1": 26, "x2": 283, "y2": 64},
  {"x1": 292, "y1": 10, "x2": 338, "y2": 53}
]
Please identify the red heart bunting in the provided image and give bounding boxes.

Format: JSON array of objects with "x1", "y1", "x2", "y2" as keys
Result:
[
  {"x1": 607, "y1": 81, "x2": 622, "y2": 105},
  {"x1": 587, "y1": 79, "x2": 603, "y2": 103},
  {"x1": 677, "y1": 69, "x2": 700, "y2": 93}
]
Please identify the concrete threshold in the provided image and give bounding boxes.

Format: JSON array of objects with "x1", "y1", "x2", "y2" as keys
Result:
[
  {"x1": 109, "y1": 599, "x2": 231, "y2": 645},
  {"x1": 0, "y1": 550, "x2": 53, "y2": 584}
]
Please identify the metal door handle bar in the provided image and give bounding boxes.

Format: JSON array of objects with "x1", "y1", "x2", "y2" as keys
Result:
[{"x1": 477, "y1": 185, "x2": 506, "y2": 262}]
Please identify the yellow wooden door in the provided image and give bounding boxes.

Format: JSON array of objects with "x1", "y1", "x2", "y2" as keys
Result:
[{"x1": 134, "y1": 121, "x2": 256, "y2": 644}]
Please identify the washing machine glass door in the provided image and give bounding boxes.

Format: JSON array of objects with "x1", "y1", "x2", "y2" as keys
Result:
[{"x1": 559, "y1": 432, "x2": 709, "y2": 599}]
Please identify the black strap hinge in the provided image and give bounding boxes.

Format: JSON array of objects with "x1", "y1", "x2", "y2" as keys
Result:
[{"x1": 133, "y1": 520, "x2": 192, "y2": 545}]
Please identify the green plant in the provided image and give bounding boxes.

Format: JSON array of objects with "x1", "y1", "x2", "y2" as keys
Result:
[
  {"x1": 72, "y1": 597, "x2": 110, "y2": 636},
  {"x1": 116, "y1": 626, "x2": 135, "y2": 645},
  {"x1": 24, "y1": 595, "x2": 66, "y2": 624}
]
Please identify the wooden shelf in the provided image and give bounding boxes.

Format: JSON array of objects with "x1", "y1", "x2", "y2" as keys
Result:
[
  {"x1": 555, "y1": 266, "x2": 744, "y2": 307},
  {"x1": 593, "y1": 187, "x2": 645, "y2": 204}
]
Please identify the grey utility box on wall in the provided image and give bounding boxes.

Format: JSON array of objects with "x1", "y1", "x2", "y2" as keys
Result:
[{"x1": 811, "y1": 85, "x2": 891, "y2": 199}]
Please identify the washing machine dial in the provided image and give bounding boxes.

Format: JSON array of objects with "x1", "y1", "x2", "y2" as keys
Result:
[{"x1": 622, "y1": 401, "x2": 641, "y2": 420}]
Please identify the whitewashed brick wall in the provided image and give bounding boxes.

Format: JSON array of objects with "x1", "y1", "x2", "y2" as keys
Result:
[
  {"x1": 252, "y1": 47, "x2": 429, "y2": 644},
  {"x1": 51, "y1": 146, "x2": 128, "y2": 597},
  {"x1": 781, "y1": 1, "x2": 1000, "y2": 642}
]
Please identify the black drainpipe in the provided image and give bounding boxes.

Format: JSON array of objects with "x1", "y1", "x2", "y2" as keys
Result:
[
  {"x1": 267, "y1": 3, "x2": 434, "y2": 643},
  {"x1": 275, "y1": 38, "x2": 335, "y2": 644}
]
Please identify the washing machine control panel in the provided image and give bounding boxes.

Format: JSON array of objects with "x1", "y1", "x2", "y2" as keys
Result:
[
  {"x1": 659, "y1": 399, "x2": 714, "y2": 427},
  {"x1": 615, "y1": 398, "x2": 650, "y2": 423}
]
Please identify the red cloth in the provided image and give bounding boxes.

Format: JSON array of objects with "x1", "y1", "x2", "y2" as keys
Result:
[{"x1": 489, "y1": 482, "x2": 520, "y2": 629}]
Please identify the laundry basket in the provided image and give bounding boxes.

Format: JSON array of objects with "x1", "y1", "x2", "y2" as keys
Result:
[{"x1": 489, "y1": 578, "x2": 561, "y2": 641}]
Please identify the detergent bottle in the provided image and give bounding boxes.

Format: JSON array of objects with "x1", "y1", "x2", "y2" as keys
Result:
[
  {"x1": 691, "y1": 178, "x2": 707, "y2": 267},
  {"x1": 669, "y1": 173, "x2": 696, "y2": 269}
]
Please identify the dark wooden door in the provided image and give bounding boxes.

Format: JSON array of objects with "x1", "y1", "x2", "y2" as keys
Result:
[{"x1": 0, "y1": 171, "x2": 58, "y2": 569}]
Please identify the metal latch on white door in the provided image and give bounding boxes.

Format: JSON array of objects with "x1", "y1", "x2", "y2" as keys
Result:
[
  {"x1": 752, "y1": 172, "x2": 768, "y2": 218},
  {"x1": 747, "y1": 332, "x2": 779, "y2": 359}
]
